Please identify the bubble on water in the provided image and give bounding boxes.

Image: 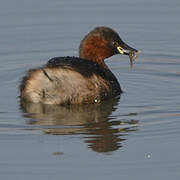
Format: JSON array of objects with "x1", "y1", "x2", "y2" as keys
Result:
[{"x1": 145, "y1": 153, "x2": 151, "y2": 159}]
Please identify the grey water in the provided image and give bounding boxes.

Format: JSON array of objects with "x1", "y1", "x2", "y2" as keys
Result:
[{"x1": 0, "y1": 0, "x2": 180, "y2": 179}]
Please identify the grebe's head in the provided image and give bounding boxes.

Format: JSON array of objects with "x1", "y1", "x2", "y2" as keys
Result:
[{"x1": 79, "y1": 26, "x2": 140, "y2": 67}]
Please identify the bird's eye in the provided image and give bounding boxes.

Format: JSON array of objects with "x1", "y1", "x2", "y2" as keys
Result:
[{"x1": 112, "y1": 41, "x2": 118, "y2": 46}]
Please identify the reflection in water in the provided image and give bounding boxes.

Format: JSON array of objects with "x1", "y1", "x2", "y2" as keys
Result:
[
  {"x1": 83, "y1": 121, "x2": 137, "y2": 153},
  {"x1": 20, "y1": 97, "x2": 138, "y2": 153}
]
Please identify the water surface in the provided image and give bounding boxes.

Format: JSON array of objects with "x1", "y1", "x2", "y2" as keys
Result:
[{"x1": 0, "y1": 0, "x2": 180, "y2": 179}]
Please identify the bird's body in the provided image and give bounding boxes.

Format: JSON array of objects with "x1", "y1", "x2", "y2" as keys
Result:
[
  {"x1": 20, "y1": 27, "x2": 139, "y2": 105},
  {"x1": 20, "y1": 56, "x2": 121, "y2": 104}
]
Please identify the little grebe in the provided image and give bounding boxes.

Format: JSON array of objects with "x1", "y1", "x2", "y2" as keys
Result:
[{"x1": 20, "y1": 27, "x2": 140, "y2": 105}]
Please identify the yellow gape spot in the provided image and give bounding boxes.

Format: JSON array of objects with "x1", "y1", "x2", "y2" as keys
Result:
[{"x1": 117, "y1": 46, "x2": 124, "y2": 54}]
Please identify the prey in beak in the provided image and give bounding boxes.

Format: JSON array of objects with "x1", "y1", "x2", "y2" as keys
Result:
[{"x1": 116, "y1": 42, "x2": 141, "y2": 68}]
